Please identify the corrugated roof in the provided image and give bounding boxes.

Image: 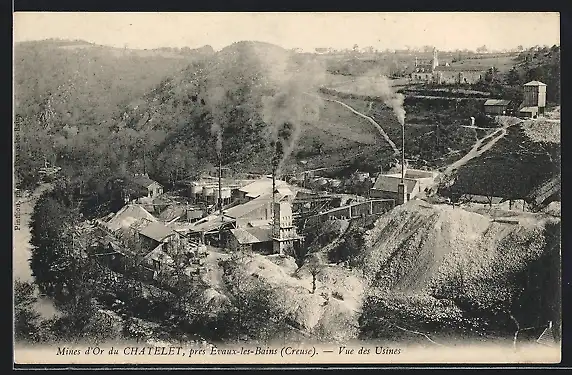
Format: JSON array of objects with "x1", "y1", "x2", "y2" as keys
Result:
[
  {"x1": 524, "y1": 80, "x2": 546, "y2": 86},
  {"x1": 105, "y1": 204, "x2": 157, "y2": 232},
  {"x1": 225, "y1": 190, "x2": 292, "y2": 219},
  {"x1": 230, "y1": 226, "x2": 272, "y2": 245},
  {"x1": 372, "y1": 175, "x2": 418, "y2": 194},
  {"x1": 139, "y1": 221, "x2": 177, "y2": 242},
  {"x1": 484, "y1": 99, "x2": 511, "y2": 106},
  {"x1": 225, "y1": 193, "x2": 272, "y2": 219}
]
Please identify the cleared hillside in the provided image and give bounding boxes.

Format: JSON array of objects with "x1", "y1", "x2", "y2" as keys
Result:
[{"x1": 440, "y1": 118, "x2": 561, "y2": 209}]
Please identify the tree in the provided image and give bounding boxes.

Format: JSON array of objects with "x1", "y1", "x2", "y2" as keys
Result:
[
  {"x1": 476, "y1": 45, "x2": 488, "y2": 53},
  {"x1": 14, "y1": 280, "x2": 42, "y2": 342},
  {"x1": 29, "y1": 192, "x2": 77, "y2": 297},
  {"x1": 306, "y1": 254, "x2": 324, "y2": 294},
  {"x1": 505, "y1": 67, "x2": 521, "y2": 86},
  {"x1": 484, "y1": 67, "x2": 500, "y2": 84}
]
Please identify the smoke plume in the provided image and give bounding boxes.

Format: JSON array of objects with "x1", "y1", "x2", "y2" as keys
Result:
[
  {"x1": 374, "y1": 74, "x2": 406, "y2": 126},
  {"x1": 257, "y1": 50, "x2": 326, "y2": 175},
  {"x1": 206, "y1": 86, "x2": 226, "y2": 158}
]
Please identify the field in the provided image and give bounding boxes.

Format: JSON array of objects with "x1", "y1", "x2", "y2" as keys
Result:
[
  {"x1": 323, "y1": 74, "x2": 408, "y2": 97},
  {"x1": 444, "y1": 54, "x2": 519, "y2": 73},
  {"x1": 294, "y1": 97, "x2": 386, "y2": 170}
]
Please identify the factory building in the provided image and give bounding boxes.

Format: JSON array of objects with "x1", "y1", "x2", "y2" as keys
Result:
[
  {"x1": 520, "y1": 81, "x2": 547, "y2": 118},
  {"x1": 409, "y1": 48, "x2": 486, "y2": 85},
  {"x1": 370, "y1": 168, "x2": 437, "y2": 203}
]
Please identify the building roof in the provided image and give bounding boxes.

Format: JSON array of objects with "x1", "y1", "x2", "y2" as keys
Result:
[
  {"x1": 230, "y1": 226, "x2": 273, "y2": 245},
  {"x1": 224, "y1": 193, "x2": 272, "y2": 219},
  {"x1": 372, "y1": 175, "x2": 419, "y2": 194},
  {"x1": 520, "y1": 106, "x2": 539, "y2": 113},
  {"x1": 131, "y1": 175, "x2": 162, "y2": 189},
  {"x1": 524, "y1": 80, "x2": 546, "y2": 86},
  {"x1": 225, "y1": 190, "x2": 292, "y2": 220},
  {"x1": 157, "y1": 205, "x2": 186, "y2": 222},
  {"x1": 139, "y1": 221, "x2": 177, "y2": 242},
  {"x1": 186, "y1": 210, "x2": 204, "y2": 220},
  {"x1": 188, "y1": 214, "x2": 235, "y2": 233},
  {"x1": 238, "y1": 178, "x2": 287, "y2": 199},
  {"x1": 484, "y1": 99, "x2": 511, "y2": 106},
  {"x1": 105, "y1": 204, "x2": 157, "y2": 232}
]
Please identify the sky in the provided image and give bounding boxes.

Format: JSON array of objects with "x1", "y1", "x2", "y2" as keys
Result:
[{"x1": 13, "y1": 12, "x2": 560, "y2": 52}]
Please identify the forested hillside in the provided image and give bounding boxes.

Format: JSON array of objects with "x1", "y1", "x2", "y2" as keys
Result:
[{"x1": 14, "y1": 40, "x2": 326, "y2": 214}]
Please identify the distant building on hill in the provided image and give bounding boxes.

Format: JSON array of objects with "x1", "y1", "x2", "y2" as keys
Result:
[{"x1": 410, "y1": 48, "x2": 486, "y2": 85}]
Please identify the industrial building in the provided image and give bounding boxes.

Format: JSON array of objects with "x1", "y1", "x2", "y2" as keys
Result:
[
  {"x1": 519, "y1": 80, "x2": 547, "y2": 118},
  {"x1": 484, "y1": 99, "x2": 512, "y2": 115},
  {"x1": 370, "y1": 168, "x2": 437, "y2": 203}
]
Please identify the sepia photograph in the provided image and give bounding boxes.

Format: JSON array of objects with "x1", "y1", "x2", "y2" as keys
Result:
[{"x1": 13, "y1": 12, "x2": 561, "y2": 366}]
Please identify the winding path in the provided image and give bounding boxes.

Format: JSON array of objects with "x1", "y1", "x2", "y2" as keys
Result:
[
  {"x1": 426, "y1": 116, "x2": 522, "y2": 194},
  {"x1": 305, "y1": 92, "x2": 400, "y2": 155}
]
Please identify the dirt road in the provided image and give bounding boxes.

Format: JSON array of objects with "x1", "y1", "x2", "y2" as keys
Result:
[{"x1": 426, "y1": 116, "x2": 522, "y2": 194}]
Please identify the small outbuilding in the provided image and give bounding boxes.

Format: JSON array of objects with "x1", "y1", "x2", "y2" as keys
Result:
[{"x1": 484, "y1": 99, "x2": 511, "y2": 115}]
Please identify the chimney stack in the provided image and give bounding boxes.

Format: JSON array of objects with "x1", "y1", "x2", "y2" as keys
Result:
[{"x1": 272, "y1": 169, "x2": 276, "y2": 237}]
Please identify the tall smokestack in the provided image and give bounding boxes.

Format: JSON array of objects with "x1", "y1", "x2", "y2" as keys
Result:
[{"x1": 401, "y1": 122, "x2": 405, "y2": 182}]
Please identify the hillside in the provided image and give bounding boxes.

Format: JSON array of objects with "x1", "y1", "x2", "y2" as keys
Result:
[
  {"x1": 356, "y1": 200, "x2": 561, "y2": 343},
  {"x1": 440, "y1": 118, "x2": 561, "y2": 209}
]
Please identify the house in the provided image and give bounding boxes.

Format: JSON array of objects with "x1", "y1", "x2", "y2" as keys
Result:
[
  {"x1": 484, "y1": 99, "x2": 511, "y2": 115},
  {"x1": 129, "y1": 174, "x2": 163, "y2": 199},
  {"x1": 369, "y1": 175, "x2": 420, "y2": 202}
]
